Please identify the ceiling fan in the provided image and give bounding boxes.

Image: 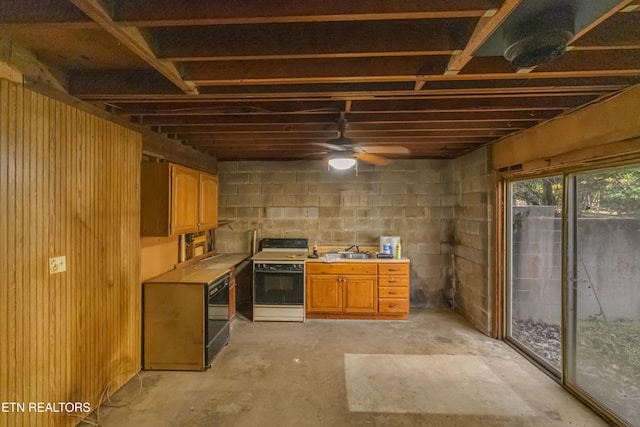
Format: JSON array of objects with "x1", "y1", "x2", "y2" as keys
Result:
[{"x1": 312, "y1": 112, "x2": 411, "y2": 168}]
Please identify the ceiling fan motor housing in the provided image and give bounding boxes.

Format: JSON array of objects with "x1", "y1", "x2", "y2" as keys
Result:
[{"x1": 503, "y1": 7, "x2": 575, "y2": 68}]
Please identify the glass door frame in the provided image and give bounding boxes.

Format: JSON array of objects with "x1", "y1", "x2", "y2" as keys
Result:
[
  {"x1": 563, "y1": 169, "x2": 634, "y2": 427},
  {"x1": 503, "y1": 172, "x2": 565, "y2": 380},
  {"x1": 502, "y1": 160, "x2": 640, "y2": 427}
]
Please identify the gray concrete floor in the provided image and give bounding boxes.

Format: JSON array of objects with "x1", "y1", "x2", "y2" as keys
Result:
[{"x1": 93, "y1": 309, "x2": 607, "y2": 427}]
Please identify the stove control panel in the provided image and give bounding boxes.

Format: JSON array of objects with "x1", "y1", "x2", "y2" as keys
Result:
[{"x1": 254, "y1": 263, "x2": 304, "y2": 272}]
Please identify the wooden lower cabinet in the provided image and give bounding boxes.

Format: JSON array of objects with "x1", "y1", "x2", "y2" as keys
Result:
[
  {"x1": 306, "y1": 261, "x2": 409, "y2": 319},
  {"x1": 143, "y1": 283, "x2": 206, "y2": 370},
  {"x1": 307, "y1": 275, "x2": 342, "y2": 313},
  {"x1": 378, "y1": 262, "x2": 410, "y2": 317},
  {"x1": 343, "y1": 275, "x2": 377, "y2": 313},
  {"x1": 307, "y1": 274, "x2": 376, "y2": 314}
]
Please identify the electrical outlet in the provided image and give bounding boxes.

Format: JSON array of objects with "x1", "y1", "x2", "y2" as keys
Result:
[{"x1": 49, "y1": 256, "x2": 67, "y2": 274}]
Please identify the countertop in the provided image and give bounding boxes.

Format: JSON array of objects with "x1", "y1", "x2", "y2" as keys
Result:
[
  {"x1": 144, "y1": 253, "x2": 251, "y2": 284},
  {"x1": 304, "y1": 245, "x2": 410, "y2": 263},
  {"x1": 305, "y1": 256, "x2": 410, "y2": 264}
]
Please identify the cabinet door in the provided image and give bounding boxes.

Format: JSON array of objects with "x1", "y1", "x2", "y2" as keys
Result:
[
  {"x1": 306, "y1": 275, "x2": 342, "y2": 313},
  {"x1": 343, "y1": 275, "x2": 377, "y2": 313},
  {"x1": 171, "y1": 165, "x2": 200, "y2": 235},
  {"x1": 199, "y1": 173, "x2": 218, "y2": 230}
]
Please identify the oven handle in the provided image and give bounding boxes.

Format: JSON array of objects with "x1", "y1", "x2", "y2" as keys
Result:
[
  {"x1": 208, "y1": 276, "x2": 230, "y2": 297},
  {"x1": 254, "y1": 269, "x2": 303, "y2": 274}
]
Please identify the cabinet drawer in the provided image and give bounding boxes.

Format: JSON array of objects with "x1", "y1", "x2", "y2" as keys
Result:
[
  {"x1": 306, "y1": 263, "x2": 377, "y2": 275},
  {"x1": 378, "y1": 286, "x2": 409, "y2": 298},
  {"x1": 378, "y1": 276, "x2": 409, "y2": 287},
  {"x1": 378, "y1": 298, "x2": 409, "y2": 313},
  {"x1": 378, "y1": 263, "x2": 409, "y2": 275}
]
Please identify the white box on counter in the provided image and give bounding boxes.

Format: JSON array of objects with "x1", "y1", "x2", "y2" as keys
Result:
[{"x1": 379, "y1": 236, "x2": 401, "y2": 257}]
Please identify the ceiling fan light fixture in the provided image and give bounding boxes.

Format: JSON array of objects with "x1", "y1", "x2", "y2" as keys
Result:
[{"x1": 328, "y1": 157, "x2": 357, "y2": 170}]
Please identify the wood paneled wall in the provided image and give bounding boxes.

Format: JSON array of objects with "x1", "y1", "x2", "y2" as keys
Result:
[{"x1": 0, "y1": 79, "x2": 141, "y2": 427}]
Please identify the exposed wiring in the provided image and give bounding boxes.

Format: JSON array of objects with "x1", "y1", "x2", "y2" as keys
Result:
[{"x1": 71, "y1": 368, "x2": 143, "y2": 427}]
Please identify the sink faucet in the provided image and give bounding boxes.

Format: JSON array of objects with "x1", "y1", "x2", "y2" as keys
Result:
[{"x1": 345, "y1": 244, "x2": 360, "y2": 253}]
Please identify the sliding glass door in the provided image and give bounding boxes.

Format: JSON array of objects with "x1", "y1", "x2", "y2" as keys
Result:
[
  {"x1": 507, "y1": 176, "x2": 563, "y2": 373},
  {"x1": 507, "y1": 164, "x2": 640, "y2": 425},
  {"x1": 566, "y1": 165, "x2": 640, "y2": 426}
]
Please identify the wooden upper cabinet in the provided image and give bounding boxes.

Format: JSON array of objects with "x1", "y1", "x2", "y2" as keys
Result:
[
  {"x1": 141, "y1": 162, "x2": 219, "y2": 236},
  {"x1": 171, "y1": 165, "x2": 200, "y2": 235},
  {"x1": 199, "y1": 173, "x2": 218, "y2": 230}
]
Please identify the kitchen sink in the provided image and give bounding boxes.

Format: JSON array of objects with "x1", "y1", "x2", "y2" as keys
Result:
[{"x1": 339, "y1": 252, "x2": 373, "y2": 259}]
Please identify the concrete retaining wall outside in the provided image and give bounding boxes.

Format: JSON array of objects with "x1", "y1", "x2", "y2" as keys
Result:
[{"x1": 512, "y1": 207, "x2": 640, "y2": 322}]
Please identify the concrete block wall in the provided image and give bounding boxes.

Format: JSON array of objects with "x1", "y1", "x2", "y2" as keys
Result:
[
  {"x1": 216, "y1": 159, "x2": 455, "y2": 307},
  {"x1": 451, "y1": 146, "x2": 494, "y2": 335}
]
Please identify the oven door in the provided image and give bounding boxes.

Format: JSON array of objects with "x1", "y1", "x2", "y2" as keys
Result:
[
  {"x1": 254, "y1": 269, "x2": 304, "y2": 306},
  {"x1": 206, "y1": 275, "x2": 230, "y2": 365}
]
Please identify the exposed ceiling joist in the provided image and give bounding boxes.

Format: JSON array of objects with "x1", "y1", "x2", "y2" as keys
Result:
[
  {"x1": 2, "y1": 0, "x2": 637, "y2": 161},
  {"x1": 111, "y1": 0, "x2": 495, "y2": 26},
  {"x1": 445, "y1": 0, "x2": 522, "y2": 75},
  {"x1": 153, "y1": 20, "x2": 474, "y2": 62},
  {"x1": 572, "y1": 0, "x2": 636, "y2": 42},
  {"x1": 67, "y1": 0, "x2": 198, "y2": 94},
  {"x1": 137, "y1": 110, "x2": 560, "y2": 125}
]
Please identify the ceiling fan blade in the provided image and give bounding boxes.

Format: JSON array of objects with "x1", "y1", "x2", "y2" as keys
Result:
[
  {"x1": 310, "y1": 142, "x2": 348, "y2": 151},
  {"x1": 356, "y1": 152, "x2": 391, "y2": 166},
  {"x1": 359, "y1": 145, "x2": 411, "y2": 155}
]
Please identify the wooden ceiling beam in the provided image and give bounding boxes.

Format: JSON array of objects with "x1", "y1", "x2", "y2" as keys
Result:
[
  {"x1": 0, "y1": 0, "x2": 92, "y2": 24},
  {"x1": 152, "y1": 121, "x2": 533, "y2": 133},
  {"x1": 108, "y1": 94, "x2": 599, "y2": 115},
  {"x1": 535, "y1": 49, "x2": 640, "y2": 73},
  {"x1": 571, "y1": 0, "x2": 636, "y2": 42},
  {"x1": 571, "y1": 11, "x2": 640, "y2": 49},
  {"x1": 69, "y1": 71, "x2": 634, "y2": 99},
  {"x1": 184, "y1": 56, "x2": 449, "y2": 84},
  {"x1": 196, "y1": 142, "x2": 483, "y2": 150},
  {"x1": 209, "y1": 151, "x2": 465, "y2": 160},
  {"x1": 140, "y1": 114, "x2": 339, "y2": 124},
  {"x1": 445, "y1": 0, "x2": 522, "y2": 75},
  {"x1": 171, "y1": 129, "x2": 511, "y2": 140},
  {"x1": 112, "y1": 0, "x2": 494, "y2": 26},
  {"x1": 75, "y1": 85, "x2": 620, "y2": 101},
  {"x1": 67, "y1": 0, "x2": 198, "y2": 94},
  {"x1": 137, "y1": 110, "x2": 561, "y2": 123},
  {"x1": 183, "y1": 136, "x2": 498, "y2": 147},
  {"x1": 153, "y1": 19, "x2": 473, "y2": 61},
  {"x1": 181, "y1": 53, "x2": 640, "y2": 85},
  {"x1": 346, "y1": 95, "x2": 598, "y2": 112}
]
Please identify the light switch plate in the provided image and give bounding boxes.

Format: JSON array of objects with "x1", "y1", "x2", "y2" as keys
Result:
[{"x1": 49, "y1": 256, "x2": 67, "y2": 274}]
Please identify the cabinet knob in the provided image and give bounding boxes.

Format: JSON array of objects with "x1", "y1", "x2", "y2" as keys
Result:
[
  {"x1": 389, "y1": 292, "x2": 397, "y2": 295},
  {"x1": 389, "y1": 304, "x2": 397, "y2": 308}
]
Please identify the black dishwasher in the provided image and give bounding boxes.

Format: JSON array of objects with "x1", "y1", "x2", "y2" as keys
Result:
[{"x1": 205, "y1": 273, "x2": 230, "y2": 367}]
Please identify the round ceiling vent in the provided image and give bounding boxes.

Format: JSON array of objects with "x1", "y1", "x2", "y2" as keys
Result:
[{"x1": 503, "y1": 7, "x2": 574, "y2": 69}]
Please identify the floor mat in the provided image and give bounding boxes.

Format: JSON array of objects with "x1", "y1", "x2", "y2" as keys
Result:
[{"x1": 344, "y1": 354, "x2": 535, "y2": 416}]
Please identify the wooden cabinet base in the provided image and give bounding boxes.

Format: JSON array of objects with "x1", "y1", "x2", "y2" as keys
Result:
[
  {"x1": 306, "y1": 261, "x2": 410, "y2": 320},
  {"x1": 306, "y1": 312, "x2": 408, "y2": 320}
]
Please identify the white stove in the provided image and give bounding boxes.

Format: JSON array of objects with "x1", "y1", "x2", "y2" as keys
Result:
[{"x1": 252, "y1": 238, "x2": 308, "y2": 322}]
